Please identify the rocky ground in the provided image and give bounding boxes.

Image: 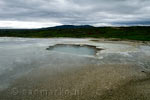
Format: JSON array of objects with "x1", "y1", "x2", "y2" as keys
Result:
[{"x1": 0, "y1": 37, "x2": 150, "y2": 100}]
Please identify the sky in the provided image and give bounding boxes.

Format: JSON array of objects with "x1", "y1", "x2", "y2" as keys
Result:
[{"x1": 0, "y1": 0, "x2": 150, "y2": 28}]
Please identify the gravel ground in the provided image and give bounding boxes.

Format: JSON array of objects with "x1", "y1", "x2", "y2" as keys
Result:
[{"x1": 0, "y1": 37, "x2": 150, "y2": 100}]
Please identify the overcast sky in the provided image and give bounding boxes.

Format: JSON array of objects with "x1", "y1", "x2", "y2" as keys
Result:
[{"x1": 0, "y1": 0, "x2": 150, "y2": 28}]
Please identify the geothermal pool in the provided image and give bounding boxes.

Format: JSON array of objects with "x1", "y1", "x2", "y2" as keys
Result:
[
  {"x1": 0, "y1": 37, "x2": 150, "y2": 100},
  {"x1": 46, "y1": 44, "x2": 102, "y2": 56}
]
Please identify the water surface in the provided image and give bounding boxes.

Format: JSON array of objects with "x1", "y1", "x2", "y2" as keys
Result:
[{"x1": 46, "y1": 44, "x2": 100, "y2": 56}]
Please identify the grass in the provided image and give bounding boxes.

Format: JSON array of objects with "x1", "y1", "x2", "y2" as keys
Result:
[{"x1": 0, "y1": 26, "x2": 150, "y2": 41}]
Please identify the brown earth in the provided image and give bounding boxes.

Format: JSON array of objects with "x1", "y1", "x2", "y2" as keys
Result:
[{"x1": 0, "y1": 64, "x2": 150, "y2": 100}]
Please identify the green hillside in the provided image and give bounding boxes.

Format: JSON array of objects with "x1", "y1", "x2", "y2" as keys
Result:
[{"x1": 0, "y1": 26, "x2": 150, "y2": 41}]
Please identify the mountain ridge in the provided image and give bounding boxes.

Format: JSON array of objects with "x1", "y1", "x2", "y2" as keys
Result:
[{"x1": 45, "y1": 25, "x2": 94, "y2": 29}]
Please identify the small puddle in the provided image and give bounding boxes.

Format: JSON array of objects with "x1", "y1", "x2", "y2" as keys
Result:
[{"x1": 46, "y1": 44, "x2": 102, "y2": 56}]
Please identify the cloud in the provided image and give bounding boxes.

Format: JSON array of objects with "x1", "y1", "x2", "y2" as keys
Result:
[
  {"x1": 0, "y1": 21, "x2": 62, "y2": 29},
  {"x1": 0, "y1": 0, "x2": 150, "y2": 28}
]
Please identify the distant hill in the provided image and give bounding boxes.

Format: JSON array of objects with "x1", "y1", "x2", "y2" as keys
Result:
[{"x1": 46, "y1": 25, "x2": 94, "y2": 29}]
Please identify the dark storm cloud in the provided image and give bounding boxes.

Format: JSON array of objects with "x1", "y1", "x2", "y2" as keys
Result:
[{"x1": 0, "y1": 0, "x2": 150, "y2": 28}]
